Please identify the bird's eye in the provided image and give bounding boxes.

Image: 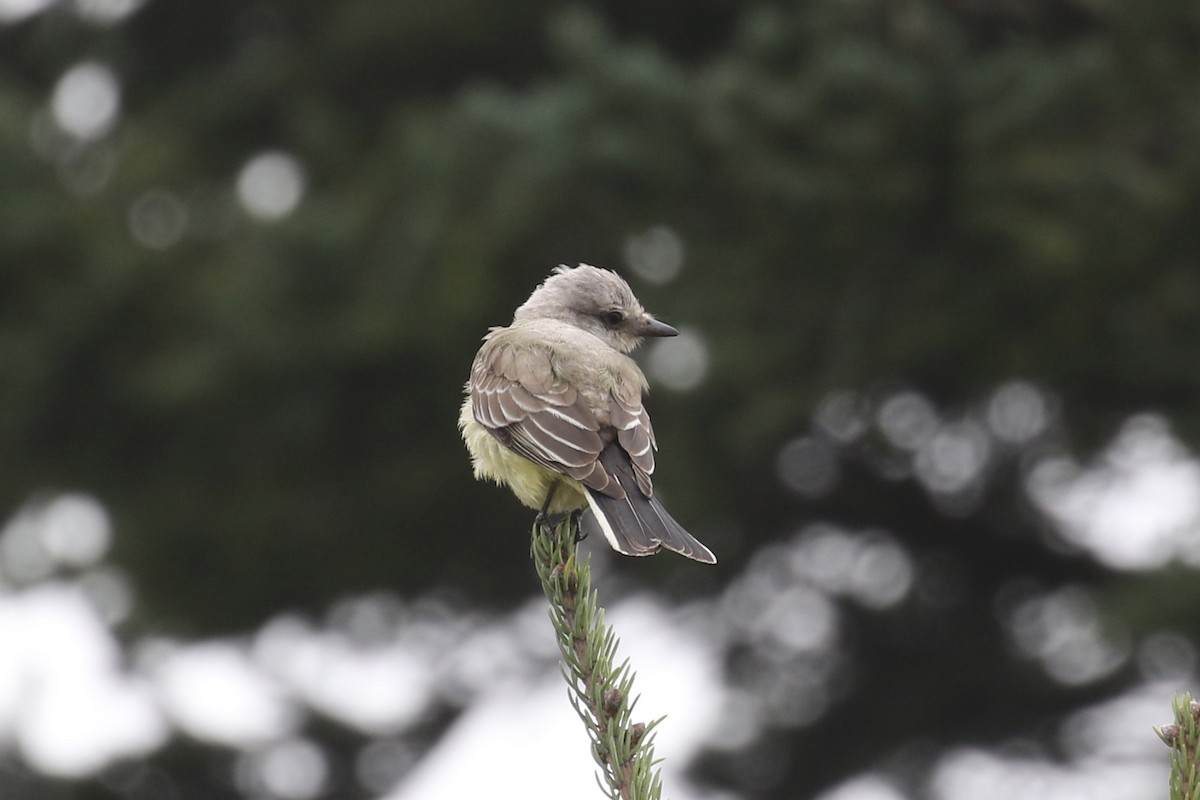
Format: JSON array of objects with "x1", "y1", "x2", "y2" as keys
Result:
[{"x1": 602, "y1": 310, "x2": 624, "y2": 327}]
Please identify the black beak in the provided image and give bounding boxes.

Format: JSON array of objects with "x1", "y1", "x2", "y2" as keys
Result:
[{"x1": 636, "y1": 317, "x2": 679, "y2": 338}]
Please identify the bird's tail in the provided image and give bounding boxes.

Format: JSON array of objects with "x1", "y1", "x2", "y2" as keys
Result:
[{"x1": 580, "y1": 448, "x2": 716, "y2": 564}]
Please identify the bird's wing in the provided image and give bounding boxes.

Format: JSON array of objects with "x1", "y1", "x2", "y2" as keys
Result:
[
  {"x1": 470, "y1": 339, "x2": 622, "y2": 497},
  {"x1": 607, "y1": 381, "x2": 657, "y2": 497}
]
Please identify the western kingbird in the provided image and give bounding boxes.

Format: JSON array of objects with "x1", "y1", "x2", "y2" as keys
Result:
[{"x1": 459, "y1": 264, "x2": 716, "y2": 564}]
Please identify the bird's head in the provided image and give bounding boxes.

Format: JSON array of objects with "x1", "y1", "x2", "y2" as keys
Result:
[{"x1": 513, "y1": 264, "x2": 679, "y2": 353}]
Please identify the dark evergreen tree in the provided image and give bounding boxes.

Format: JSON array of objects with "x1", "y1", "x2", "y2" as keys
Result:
[{"x1": 1, "y1": 0, "x2": 1199, "y2": 797}]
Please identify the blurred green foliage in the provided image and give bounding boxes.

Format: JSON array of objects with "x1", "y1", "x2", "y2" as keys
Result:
[{"x1": 3, "y1": 0, "x2": 1200, "y2": 797}]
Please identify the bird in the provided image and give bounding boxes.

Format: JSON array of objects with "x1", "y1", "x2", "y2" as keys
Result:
[{"x1": 458, "y1": 264, "x2": 716, "y2": 564}]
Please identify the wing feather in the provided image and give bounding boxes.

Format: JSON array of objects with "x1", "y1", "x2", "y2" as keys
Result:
[
  {"x1": 469, "y1": 339, "x2": 623, "y2": 498},
  {"x1": 610, "y1": 386, "x2": 657, "y2": 496}
]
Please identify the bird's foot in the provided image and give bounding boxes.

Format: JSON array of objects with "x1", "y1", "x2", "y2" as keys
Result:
[
  {"x1": 535, "y1": 509, "x2": 572, "y2": 533},
  {"x1": 536, "y1": 484, "x2": 565, "y2": 533}
]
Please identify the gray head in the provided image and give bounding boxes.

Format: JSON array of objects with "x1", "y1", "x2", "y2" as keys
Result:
[{"x1": 513, "y1": 264, "x2": 678, "y2": 353}]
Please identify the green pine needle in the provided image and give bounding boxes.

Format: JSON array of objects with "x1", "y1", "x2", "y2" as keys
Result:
[
  {"x1": 1158, "y1": 692, "x2": 1200, "y2": 800},
  {"x1": 532, "y1": 515, "x2": 666, "y2": 800}
]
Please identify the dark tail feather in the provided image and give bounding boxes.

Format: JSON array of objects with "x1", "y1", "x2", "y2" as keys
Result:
[{"x1": 580, "y1": 447, "x2": 717, "y2": 564}]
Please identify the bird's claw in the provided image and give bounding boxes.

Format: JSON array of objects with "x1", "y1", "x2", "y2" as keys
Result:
[{"x1": 536, "y1": 509, "x2": 571, "y2": 533}]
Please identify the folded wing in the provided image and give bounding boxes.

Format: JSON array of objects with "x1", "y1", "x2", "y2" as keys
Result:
[{"x1": 470, "y1": 339, "x2": 618, "y2": 496}]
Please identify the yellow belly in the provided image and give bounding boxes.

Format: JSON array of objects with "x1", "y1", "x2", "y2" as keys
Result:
[{"x1": 458, "y1": 399, "x2": 588, "y2": 513}]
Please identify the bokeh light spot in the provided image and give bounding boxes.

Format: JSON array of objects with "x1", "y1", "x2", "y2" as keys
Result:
[
  {"x1": 19, "y1": 672, "x2": 166, "y2": 777},
  {"x1": 624, "y1": 226, "x2": 684, "y2": 285},
  {"x1": 790, "y1": 524, "x2": 913, "y2": 609},
  {"x1": 761, "y1": 584, "x2": 838, "y2": 653},
  {"x1": 237, "y1": 150, "x2": 306, "y2": 221},
  {"x1": 253, "y1": 616, "x2": 434, "y2": 735},
  {"x1": 815, "y1": 390, "x2": 868, "y2": 443},
  {"x1": 646, "y1": 327, "x2": 708, "y2": 391},
  {"x1": 877, "y1": 391, "x2": 938, "y2": 450},
  {"x1": 987, "y1": 381, "x2": 1050, "y2": 444},
  {"x1": 51, "y1": 61, "x2": 121, "y2": 141},
  {"x1": 776, "y1": 436, "x2": 839, "y2": 497},
  {"x1": 915, "y1": 421, "x2": 991, "y2": 495},
  {"x1": 1026, "y1": 415, "x2": 1200, "y2": 570},
  {"x1": 129, "y1": 189, "x2": 188, "y2": 250},
  {"x1": 152, "y1": 642, "x2": 298, "y2": 746},
  {"x1": 848, "y1": 532, "x2": 914, "y2": 609},
  {"x1": 258, "y1": 738, "x2": 328, "y2": 800},
  {"x1": 791, "y1": 525, "x2": 858, "y2": 594},
  {"x1": 39, "y1": 493, "x2": 112, "y2": 568},
  {"x1": 755, "y1": 653, "x2": 839, "y2": 727},
  {"x1": 1006, "y1": 585, "x2": 1129, "y2": 685},
  {"x1": 356, "y1": 739, "x2": 415, "y2": 794}
]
